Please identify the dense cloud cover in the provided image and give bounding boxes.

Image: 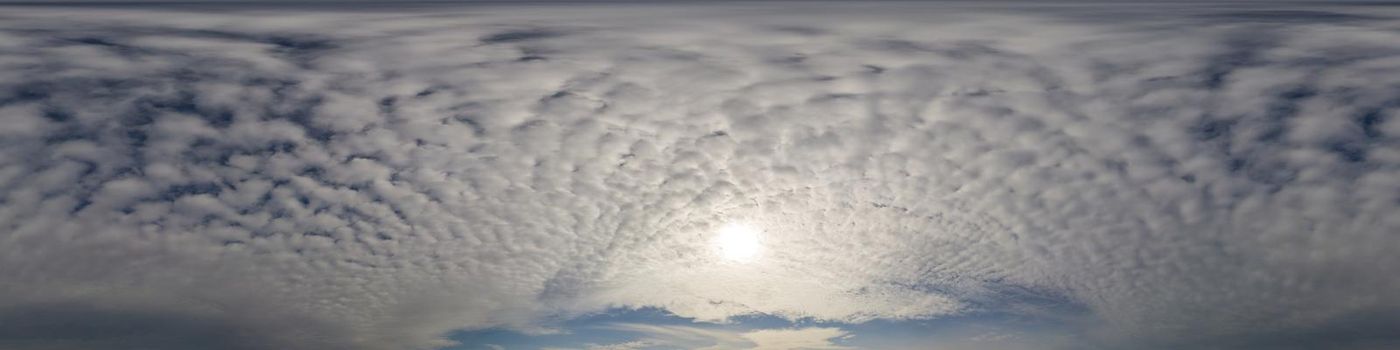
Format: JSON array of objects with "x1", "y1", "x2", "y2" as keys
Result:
[{"x1": 1, "y1": 2, "x2": 1398, "y2": 349}]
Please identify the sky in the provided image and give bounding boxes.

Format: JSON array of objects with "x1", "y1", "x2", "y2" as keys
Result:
[{"x1": 0, "y1": 1, "x2": 1398, "y2": 350}]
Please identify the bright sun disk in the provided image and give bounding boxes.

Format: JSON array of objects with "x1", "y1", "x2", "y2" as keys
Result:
[{"x1": 714, "y1": 222, "x2": 761, "y2": 262}]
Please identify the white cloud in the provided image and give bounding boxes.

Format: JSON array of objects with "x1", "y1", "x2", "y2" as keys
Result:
[
  {"x1": 584, "y1": 341, "x2": 653, "y2": 350},
  {"x1": 594, "y1": 323, "x2": 850, "y2": 350},
  {"x1": 743, "y1": 327, "x2": 852, "y2": 350},
  {"x1": 0, "y1": 3, "x2": 1397, "y2": 350}
]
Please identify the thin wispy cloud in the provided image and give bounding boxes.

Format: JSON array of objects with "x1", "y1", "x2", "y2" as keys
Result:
[{"x1": 586, "y1": 323, "x2": 850, "y2": 350}]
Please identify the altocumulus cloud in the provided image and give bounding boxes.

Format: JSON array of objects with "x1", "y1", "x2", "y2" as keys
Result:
[{"x1": 0, "y1": 2, "x2": 1398, "y2": 350}]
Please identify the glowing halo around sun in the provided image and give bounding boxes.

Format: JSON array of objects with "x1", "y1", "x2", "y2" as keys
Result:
[{"x1": 713, "y1": 222, "x2": 762, "y2": 262}]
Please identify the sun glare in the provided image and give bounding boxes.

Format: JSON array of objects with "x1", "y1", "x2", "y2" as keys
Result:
[{"x1": 714, "y1": 222, "x2": 762, "y2": 262}]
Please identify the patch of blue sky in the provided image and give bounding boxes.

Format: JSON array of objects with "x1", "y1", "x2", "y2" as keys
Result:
[{"x1": 446, "y1": 296, "x2": 1087, "y2": 350}]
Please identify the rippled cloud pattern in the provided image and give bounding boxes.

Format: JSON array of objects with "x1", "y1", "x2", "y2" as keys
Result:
[{"x1": 1, "y1": 3, "x2": 1398, "y2": 350}]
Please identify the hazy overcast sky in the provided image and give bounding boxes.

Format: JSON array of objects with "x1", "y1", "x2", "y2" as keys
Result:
[{"x1": 1, "y1": 2, "x2": 1398, "y2": 350}]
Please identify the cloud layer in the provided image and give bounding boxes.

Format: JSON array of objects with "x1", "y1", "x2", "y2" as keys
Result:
[
  {"x1": 1, "y1": 3, "x2": 1398, "y2": 349},
  {"x1": 572, "y1": 324, "x2": 850, "y2": 350}
]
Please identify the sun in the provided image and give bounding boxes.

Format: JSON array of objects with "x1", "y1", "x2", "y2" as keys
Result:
[{"x1": 714, "y1": 222, "x2": 762, "y2": 262}]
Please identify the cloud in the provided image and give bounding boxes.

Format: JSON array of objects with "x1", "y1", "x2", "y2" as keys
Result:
[
  {"x1": 0, "y1": 2, "x2": 1397, "y2": 350},
  {"x1": 584, "y1": 341, "x2": 652, "y2": 350},
  {"x1": 743, "y1": 327, "x2": 852, "y2": 350},
  {"x1": 597, "y1": 323, "x2": 750, "y2": 350},
  {"x1": 592, "y1": 323, "x2": 850, "y2": 350}
]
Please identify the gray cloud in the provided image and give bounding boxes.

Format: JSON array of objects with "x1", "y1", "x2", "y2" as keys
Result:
[{"x1": 0, "y1": 3, "x2": 1398, "y2": 350}]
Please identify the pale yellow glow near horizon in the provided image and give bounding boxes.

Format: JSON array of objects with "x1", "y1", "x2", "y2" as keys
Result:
[{"x1": 714, "y1": 222, "x2": 762, "y2": 262}]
